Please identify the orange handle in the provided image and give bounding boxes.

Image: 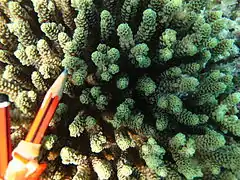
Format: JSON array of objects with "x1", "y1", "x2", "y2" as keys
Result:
[
  {"x1": 25, "y1": 93, "x2": 52, "y2": 143},
  {"x1": 33, "y1": 97, "x2": 59, "y2": 144},
  {"x1": 26, "y1": 69, "x2": 67, "y2": 144},
  {"x1": 0, "y1": 106, "x2": 11, "y2": 177}
]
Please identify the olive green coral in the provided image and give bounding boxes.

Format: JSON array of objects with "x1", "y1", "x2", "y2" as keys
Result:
[{"x1": 0, "y1": 0, "x2": 239, "y2": 179}]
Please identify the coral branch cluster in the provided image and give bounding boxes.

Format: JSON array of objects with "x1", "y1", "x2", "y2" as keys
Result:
[{"x1": 0, "y1": 0, "x2": 240, "y2": 179}]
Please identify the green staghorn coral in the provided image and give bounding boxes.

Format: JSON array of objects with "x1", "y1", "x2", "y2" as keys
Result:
[{"x1": 0, "y1": 0, "x2": 240, "y2": 179}]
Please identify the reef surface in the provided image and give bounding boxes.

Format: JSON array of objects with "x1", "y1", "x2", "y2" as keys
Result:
[{"x1": 0, "y1": 0, "x2": 240, "y2": 179}]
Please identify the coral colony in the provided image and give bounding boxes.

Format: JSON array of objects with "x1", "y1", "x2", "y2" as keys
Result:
[{"x1": 0, "y1": 0, "x2": 240, "y2": 179}]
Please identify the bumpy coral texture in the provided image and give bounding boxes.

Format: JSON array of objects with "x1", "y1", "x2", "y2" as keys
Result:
[{"x1": 0, "y1": 0, "x2": 240, "y2": 179}]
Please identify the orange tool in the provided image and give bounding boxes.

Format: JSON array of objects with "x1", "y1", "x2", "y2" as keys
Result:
[
  {"x1": 0, "y1": 69, "x2": 68, "y2": 180},
  {"x1": 25, "y1": 69, "x2": 68, "y2": 144},
  {"x1": 0, "y1": 94, "x2": 12, "y2": 178}
]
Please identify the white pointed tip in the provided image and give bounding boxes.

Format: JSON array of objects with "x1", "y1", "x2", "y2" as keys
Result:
[
  {"x1": 63, "y1": 69, "x2": 68, "y2": 75},
  {"x1": 49, "y1": 70, "x2": 68, "y2": 99}
]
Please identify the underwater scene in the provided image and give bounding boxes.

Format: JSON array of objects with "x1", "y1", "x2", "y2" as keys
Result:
[{"x1": 0, "y1": 0, "x2": 240, "y2": 179}]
